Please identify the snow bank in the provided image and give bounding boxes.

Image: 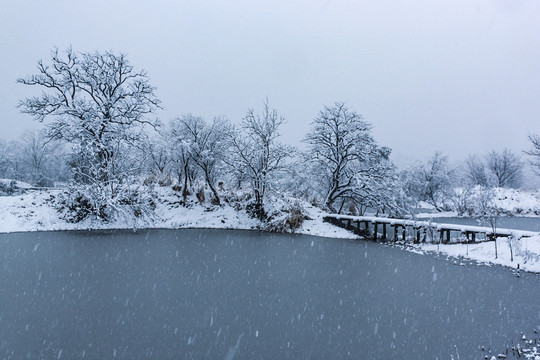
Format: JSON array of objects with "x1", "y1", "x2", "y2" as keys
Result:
[
  {"x1": 0, "y1": 188, "x2": 356, "y2": 241},
  {"x1": 418, "y1": 236, "x2": 540, "y2": 273}
]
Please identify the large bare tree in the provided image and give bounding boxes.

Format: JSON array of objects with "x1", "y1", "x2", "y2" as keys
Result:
[
  {"x1": 18, "y1": 47, "x2": 161, "y2": 220},
  {"x1": 304, "y1": 102, "x2": 392, "y2": 213}
]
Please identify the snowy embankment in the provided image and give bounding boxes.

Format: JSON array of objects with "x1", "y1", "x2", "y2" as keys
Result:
[
  {"x1": 0, "y1": 187, "x2": 356, "y2": 240},
  {"x1": 413, "y1": 237, "x2": 540, "y2": 273}
]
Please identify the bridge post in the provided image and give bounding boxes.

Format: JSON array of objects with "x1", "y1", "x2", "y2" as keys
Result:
[
  {"x1": 439, "y1": 230, "x2": 444, "y2": 243},
  {"x1": 422, "y1": 228, "x2": 426, "y2": 243},
  {"x1": 471, "y1": 232, "x2": 476, "y2": 242},
  {"x1": 402, "y1": 226, "x2": 406, "y2": 241},
  {"x1": 446, "y1": 230, "x2": 451, "y2": 244},
  {"x1": 373, "y1": 222, "x2": 378, "y2": 241},
  {"x1": 382, "y1": 223, "x2": 387, "y2": 241},
  {"x1": 415, "y1": 228, "x2": 420, "y2": 244},
  {"x1": 393, "y1": 224, "x2": 398, "y2": 242}
]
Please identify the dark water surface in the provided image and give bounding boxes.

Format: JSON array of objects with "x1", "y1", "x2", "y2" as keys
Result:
[{"x1": 0, "y1": 229, "x2": 539, "y2": 359}]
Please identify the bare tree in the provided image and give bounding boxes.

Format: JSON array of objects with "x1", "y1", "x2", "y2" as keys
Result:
[
  {"x1": 304, "y1": 102, "x2": 393, "y2": 213},
  {"x1": 469, "y1": 186, "x2": 501, "y2": 259},
  {"x1": 167, "y1": 115, "x2": 198, "y2": 201},
  {"x1": 0, "y1": 140, "x2": 11, "y2": 178},
  {"x1": 18, "y1": 131, "x2": 59, "y2": 186},
  {"x1": 225, "y1": 101, "x2": 292, "y2": 218},
  {"x1": 144, "y1": 137, "x2": 170, "y2": 180},
  {"x1": 525, "y1": 134, "x2": 540, "y2": 176},
  {"x1": 464, "y1": 154, "x2": 489, "y2": 187},
  {"x1": 177, "y1": 115, "x2": 230, "y2": 205},
  {"x1": 18, "y1": 47, "x2": 161, "y2": 220},
  {"x1": 485, "y1": 148, "x2": 523, "y2": 188},
  {"x1": 405, "y1": 152, "x2": 453, "y2": 212}
]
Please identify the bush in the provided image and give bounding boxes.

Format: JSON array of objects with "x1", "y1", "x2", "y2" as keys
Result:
[
  {"x1": 264, "y1": 201, "x2": 305, "y2": 233},
  {"x1": 55, "y1": 191, "x2": 95, "y2": 223},
  {"x1": 55, "y1": 185, "x2": 157, "y2": 223},
  {"x1": 196, "y1": 187, "x2": 206, "y2": 203},
  {"x1": 158, "y1": 174, "x2": 173, "y2": 187},
  {"x1": 246, "y1": 201, "x2": 266, "y2": 220},
  {"x1": 0, "y1": 180, "x2": 26, "y2": 196}
]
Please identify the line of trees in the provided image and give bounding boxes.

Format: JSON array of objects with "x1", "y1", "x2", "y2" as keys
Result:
[
  {"x1": 7, "y1": 47, "x2": 540, "y2": 222},
  {"x1": 13, "y1": 48, "x2": 404, "y2": 222}
]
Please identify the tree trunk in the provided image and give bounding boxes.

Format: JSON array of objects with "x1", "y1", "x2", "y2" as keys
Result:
[
  {"x1": 205, "y1": 172, "x2": 220, "y2": 205},
  {"x1": 183, "y1": 163, "x2": 189, "y2": 201}
]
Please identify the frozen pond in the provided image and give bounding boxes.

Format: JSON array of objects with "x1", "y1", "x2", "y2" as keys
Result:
[{"x1": 1, "y1": 229, "x2": 539, "y2": 359}]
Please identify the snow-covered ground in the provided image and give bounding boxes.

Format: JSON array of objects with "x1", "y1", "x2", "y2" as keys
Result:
[
  {"x1": 413, "y1": 236, "x2": 540, "y2": 273},
  {"x1": 0, "y1": 187, "x2": 356, "y2": 240},
  {"x1": 416, "y1": 187, "x2": 540, "y2": 218},
  {"x1": 2, "y1": 186, "x2": 540, "y2": 273}
]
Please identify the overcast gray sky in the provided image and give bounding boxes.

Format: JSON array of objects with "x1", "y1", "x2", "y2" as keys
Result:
[{"x1": 1, "y1": 0, "x2": 540, "y2": 167}]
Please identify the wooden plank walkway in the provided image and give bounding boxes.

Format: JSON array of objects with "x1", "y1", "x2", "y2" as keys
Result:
[{"x1": 323, "y1": 214, "x2": 538, "y2": 244}]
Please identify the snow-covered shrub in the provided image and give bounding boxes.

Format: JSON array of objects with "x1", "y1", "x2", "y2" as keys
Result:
[
  {"x1": 0, "y1": 180, "x2": 17, "y2": 196},
  {"x1": 143, "y1": 174, "x2": 157, "y2": 186},
  {"x1": 451, "y1": 187, "x2": 473, "y2": 216},
  {"x1": 286, "y1": 202, "x2": 305, "y2": 231},
  {"x1": 171, "y1": 183, "x2": 183, "y2": 193},
  {"x1": 55, "y1": 190, "x2": 94, "y2": 223},
  {"x1": 55, "y1": 184, "x2": 156, "y2": 223},
  {"x1": 0, "y1": 180, "x2": 28, "y2": 196},
  {"x1": 263, "y1": 198, "x2": 305, "y2": 233},
  {"x1": 246, "y1": 201, "x2": 266, "y2": 220},
  {"x1": 196, "y1": 187, "x2": 206, "y2": 204},
  {"x1": 158, "y1": 174, "x2": 173, "y2": 187}
]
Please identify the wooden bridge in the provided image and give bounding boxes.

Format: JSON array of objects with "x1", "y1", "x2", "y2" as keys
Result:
[{"x1": 323, "y1": 214, "x2": 538, "y2": 244}]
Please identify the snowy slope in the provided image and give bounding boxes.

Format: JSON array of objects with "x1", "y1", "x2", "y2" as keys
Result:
[{"x1": 0, "y1": 188, "x2": 357, "y2": 240}]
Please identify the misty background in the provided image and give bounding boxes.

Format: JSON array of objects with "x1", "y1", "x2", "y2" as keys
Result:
[{"x1": 1, "y1": 0, "x2": 540, "y2": 171}]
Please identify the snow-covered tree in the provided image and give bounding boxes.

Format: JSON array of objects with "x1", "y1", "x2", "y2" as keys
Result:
[
  {"x1": 0, "y1": 140, "x2": 11, "y2": 178},
  {"x1": 18, "y1": 47, "x2": 161, "y2": 220},
  {"x1": 464, "y1": 154, "x2": 489, "y2": 187},
  {"x1": 145, "y1": 138, "x2": 170, "y2": 180},
  {"x1": 468, "y1": 186, "x2": 501, "y2": 258},
  {"x1": 224, "y1": 101, "x2": 292, "y2": 219},
  {"x1": 485, "y1": 148, "x2": 523, "y2": 188},
  {"x1": 166, "y1": 115, "x2": 198, "y2": 200},
  {"x1": 525, "y1": 134, "x2": 540, "y2": 176},
  {"x1": 18, "y1": 132, "x2": 57, "y2": 186},
  {"x1": 405, "y1": 152, "x2": 453, "y2": 211},
  {"x1": 174, "y1": 115, "x2": 230, "y2": 205},
  {"x1": 304, "y1": 102, "x2": 396, "y2": 213}
]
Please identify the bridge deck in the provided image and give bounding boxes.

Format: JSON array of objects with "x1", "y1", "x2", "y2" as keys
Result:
[{"x1": 323, "y1": 214, "x2": 538, "y2": 242}]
